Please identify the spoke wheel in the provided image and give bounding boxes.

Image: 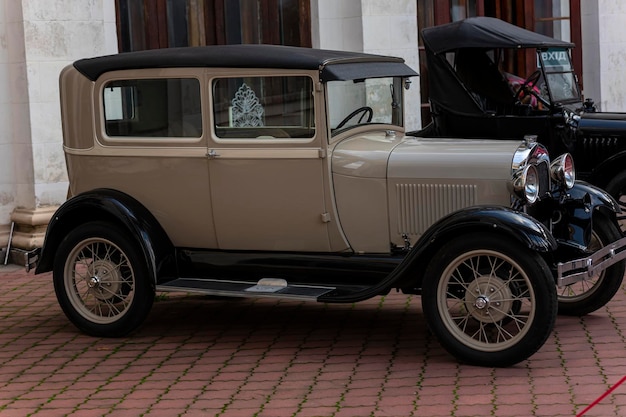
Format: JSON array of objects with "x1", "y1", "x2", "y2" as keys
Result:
[
  {"x1": 557, "y1": 214, "x2": 625, "y2": 315},
  {"x1": 54, "y1": 222, "x2": 154, "y2": 337},
  {"x1": 438, "y1": 249, "x2": 535, "y2": 350},
  {"x1": 422, "y1": 235, "x2": 556, "y2": 367},
  {"x1": 65, "y1": 237, "x2": 135, "y2": 323}
]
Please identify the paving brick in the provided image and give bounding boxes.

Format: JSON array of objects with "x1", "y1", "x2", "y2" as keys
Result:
[{"x1": 2, "y1": 268, "x2": 626, "y2": 416}]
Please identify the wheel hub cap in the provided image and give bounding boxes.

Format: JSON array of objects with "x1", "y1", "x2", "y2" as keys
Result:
[
  {"x1": 88, "y1": 276, "x2": 100, "y2": 288},
  {"x1": 86, "y1": 260, "x2": 122, "y2": 301},
  {"x1": 465, "y1": 276, "x2": 513, "y2": 323},
  {"x1": 474, "y1": 296, "x2": 488, "y2": 310}
]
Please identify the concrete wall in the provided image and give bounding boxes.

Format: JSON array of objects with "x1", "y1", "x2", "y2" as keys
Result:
[{"x1": 0, "y1": 0, "x2": 117, "y2": 249}]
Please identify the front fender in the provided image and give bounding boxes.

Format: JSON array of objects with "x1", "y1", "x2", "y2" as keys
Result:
[
  {"x1": 411, "y1": 205, "x2": 558, "y2": 253},
  {"x1": 35, "y1": 189, "x2": 176, "y2": 285},
  {"x1": 397, "y1": 205, "x2": 558, "y2": 289},
  {"x1": 548, "y1": 181, "x2": 620, "y2": 251},
  {"x1": 320, "y1": 206, "x2": 557, "y2": 302}
]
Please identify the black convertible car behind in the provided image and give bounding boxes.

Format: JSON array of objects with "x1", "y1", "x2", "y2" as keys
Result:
[{"x1": 415, "y1": 17, "x2": 626, "y2": 223}]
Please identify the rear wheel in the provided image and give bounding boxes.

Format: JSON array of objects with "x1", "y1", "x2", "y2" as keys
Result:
[
  {"x1": 422, "y1": 235, "x2": 557, "y2": 367},
  {"x1": 557, "y1": 214, "x2": 625, "y2": 315},
  {"x1": 53, "y1": 222, "x2": 154, "y2": 337}
]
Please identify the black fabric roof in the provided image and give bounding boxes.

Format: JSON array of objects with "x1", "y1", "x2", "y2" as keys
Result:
[
  {"x1": 73, "y1": 44, "x2": 418, "y2": 82},
  {"x1": 421, "y1": 16, "x2": 574, "y2": 55}
]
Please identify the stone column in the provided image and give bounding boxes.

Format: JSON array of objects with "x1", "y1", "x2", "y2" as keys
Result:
[
  {"x1": 0, "y1": 0, "x2": 117, "y2": 257},
  {"x1": 582, "y1": 0, "x2": 626, "y2": 112}
]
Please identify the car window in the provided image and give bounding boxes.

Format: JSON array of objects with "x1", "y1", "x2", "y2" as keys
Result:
[
  {"x1": 103, "y1": 78, "x2": 202, "y2": 138},
  {"x1": 212, "y1": 76, "x2": 315, "y2": 139}
]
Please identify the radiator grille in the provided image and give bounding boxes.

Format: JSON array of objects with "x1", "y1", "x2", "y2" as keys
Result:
[
  {"x1": 396, "y1": 183, "x2": 477, "y2": 235},
  {"x1": 536, "y1": 160, "x2": 550, "y2": 199}
]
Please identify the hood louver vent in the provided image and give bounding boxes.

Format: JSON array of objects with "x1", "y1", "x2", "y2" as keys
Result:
[{"x1": 396, "y1": 183, "x2": 477, "y2": 235}]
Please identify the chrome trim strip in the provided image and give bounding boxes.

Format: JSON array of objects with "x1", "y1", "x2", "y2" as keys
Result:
[{"x1": 206, "y1": 148, "x2": 323, "y2": 159}]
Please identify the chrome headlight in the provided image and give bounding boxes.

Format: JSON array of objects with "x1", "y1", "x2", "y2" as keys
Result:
[
  {"x1": 511, "y1": 164, "x2": 539, "y2": 204},
  {"x1": 550, "y1": 153, "x2": 575, "y2": 189}
]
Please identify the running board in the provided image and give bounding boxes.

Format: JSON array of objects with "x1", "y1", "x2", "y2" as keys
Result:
[{"x1": 156, "y1": 278, "x2": 335, "y2": 301}]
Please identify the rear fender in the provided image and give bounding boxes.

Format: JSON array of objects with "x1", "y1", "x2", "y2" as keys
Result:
[{"x1": 35, "y1": 189, "x2": 176, "y2": 285}]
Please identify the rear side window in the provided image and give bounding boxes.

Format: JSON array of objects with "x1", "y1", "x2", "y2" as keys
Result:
[
  {"x1": 103, "y1": 78, "x2": 202, "y2": 138},
  {"x1": 212, "y1": 76, "x2": 315, "y2": 139}
]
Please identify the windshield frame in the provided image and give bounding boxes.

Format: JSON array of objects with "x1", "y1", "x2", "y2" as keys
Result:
[
  {"x1": 537, "y1": 47, "x2": 582, "y2": 106},
  {"x1": 326, "y1": 76, "x2": 406, "y2": 138}
]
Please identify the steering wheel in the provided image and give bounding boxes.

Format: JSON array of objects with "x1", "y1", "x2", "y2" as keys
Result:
[
  {"x1": 515, "y1": 70, "x2": 550, "y2": 107},
  {"x1": 336, "y1": 106, "x2": 373, "y2": 130}
]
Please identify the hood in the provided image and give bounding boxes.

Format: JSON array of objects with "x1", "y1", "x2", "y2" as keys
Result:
[
  {"x1": 577, "y1": 111, "x2": 626, "y2": 135},
  {"x1": 332, "y1": 133, "x2": 522, "y2": 180},
  {"x1": 388, "y1": 137, "x2": 521, "y2": 180}
]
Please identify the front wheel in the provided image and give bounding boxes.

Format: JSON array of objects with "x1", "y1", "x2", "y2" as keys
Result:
[
  {"x1": 53, "y1": 222, "x2": 155, "y2": 337},
  {"x1": 557, "y1": 214, "x2": 625, "y2": 316},
  {"x1": 421, "y1": 235, "x2": 557, "y2": 367}
]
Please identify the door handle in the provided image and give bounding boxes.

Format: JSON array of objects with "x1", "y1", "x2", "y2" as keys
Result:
[{"x1": 206, "y1": 149, "x2": 220, "y2": 159}]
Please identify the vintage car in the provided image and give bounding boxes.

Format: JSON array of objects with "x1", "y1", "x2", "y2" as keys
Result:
[
  {"x1": 417, "y1": 16, "x2": 626, "y2": 226},
  {"x1": 35, "y1": 44, "x2": 626, "y2": 367}
]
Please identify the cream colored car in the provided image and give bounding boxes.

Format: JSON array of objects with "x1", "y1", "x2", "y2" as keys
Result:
[{"x1": 35, "y1": 45, "x2": 626, "y2": 367}]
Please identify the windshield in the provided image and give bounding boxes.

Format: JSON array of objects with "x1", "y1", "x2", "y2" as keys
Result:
[
  {"x1": 538, "y1": 48, "x2": 581, "y2": 104},
  {"x1": 327, "y1": 77, "x2": 404, "y2": 136}
]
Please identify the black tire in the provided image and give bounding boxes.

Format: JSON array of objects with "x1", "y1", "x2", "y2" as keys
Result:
[
  {"x1": 421, "y1": 235, "x2": 557, "y2": 367},
  {"x1": 557, "y1": 214, "x2": 625, "y2": 316},
  {"x1": 53, "y1": 221, "x2": 155, "y2": 337},
  {"x1": 604, "y1": 171, "x2": 626, "y2": 234}
]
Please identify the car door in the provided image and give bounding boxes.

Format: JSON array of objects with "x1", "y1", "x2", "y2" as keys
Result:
[
  {"x1": 207, "y1": 72, "x2": 341, "y2": 252},
  {"x1": 90, "y1": 69, "x2": 218, "y2": 249}
]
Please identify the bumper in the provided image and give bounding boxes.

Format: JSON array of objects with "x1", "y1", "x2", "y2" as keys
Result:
[
  {"x1": 24, "y1": 248, "x2": 40, "y2": 272},
  {"x1": 557, "y1": 236, "x2": 626, "y2": 287}
]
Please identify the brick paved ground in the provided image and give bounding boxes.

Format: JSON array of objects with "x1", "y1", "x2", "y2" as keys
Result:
[{"x1": 1, "y1": 264, "x2": 625, "y2": 417}]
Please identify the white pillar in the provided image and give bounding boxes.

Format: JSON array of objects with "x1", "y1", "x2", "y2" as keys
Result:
[
  {"x1": 582, "y1": 0, "x2": 626, "y2": 112},
  {"x1": 0, "y1": 0, "x2": 118, "y2": 250}
]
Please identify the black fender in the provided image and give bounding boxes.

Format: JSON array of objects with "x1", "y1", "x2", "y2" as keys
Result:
[
  {"x1": 35, "y1": 188, "x2": 176, "y2": 286},
  {"x1": 587, "y1": 150, "x2": 626, "y2": 189},
  {"x1": 546, "y1": 181, "x2": 620, "y2": 253},
  {"x1": 320, "y1": 206, "x2": 556, "y2": 302}
]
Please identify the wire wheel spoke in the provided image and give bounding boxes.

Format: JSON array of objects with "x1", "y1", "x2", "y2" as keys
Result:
[
  {"x1": 65, "y1": 237, "x2": 136, "y2": 324},
  {"x1": 439, "y1": 250, "x2": 535, "y2": 349}
]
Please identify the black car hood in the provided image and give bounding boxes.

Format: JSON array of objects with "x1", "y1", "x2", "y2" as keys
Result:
[
  {"x1": 578, "y1": 111, "x2": 626, "y2": 134},
  {"x1": 421, "y1": 16, "x2": 573, "y2": 55}
]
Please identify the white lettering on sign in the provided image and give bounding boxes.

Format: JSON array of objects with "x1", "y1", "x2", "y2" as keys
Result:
[{"x1": 540, "y1": 48, "x2": 572, "y2": 69}]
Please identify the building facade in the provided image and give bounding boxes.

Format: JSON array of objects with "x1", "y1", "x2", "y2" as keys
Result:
[{"x1": 0, "y1": 0, "x2": 624, "y2": 256}]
